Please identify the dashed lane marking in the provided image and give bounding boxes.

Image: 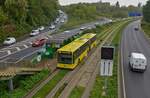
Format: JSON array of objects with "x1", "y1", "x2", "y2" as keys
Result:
[
  {"x1": 23, "y1": 44, "x2": 28, "y2": 48},
  {"x1": 7, "y1": 50, "x2": 11, "y2": 55},
  {"x1": 16, "y1": 47, "x2": 21, "y2": 51},
  {"x1": 29, "y1": 42, "x2": 33, "y2": 44}
]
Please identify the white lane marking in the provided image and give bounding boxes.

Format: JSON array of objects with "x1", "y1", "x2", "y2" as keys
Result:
[
  {"x1": 121, "y1": 44, "x2": 127, "y2": 98},
  {"x1": 0, "y1": 45, "x2": 32, "y2": 60},
  {"x1": 16, "y1": 47, "x2": 21, "y2": 51},
  {"x1": 23, "y1": 44, "x2": 28, "y2": 48},
  {"x1": 29, "y1": 42, "x2": 33, "y2": 44},
  {"x1": 0, "y1": 50, "x2": 6, "y2": 52},
  {"x1": 47, "y1": 35, "x2": 53, "y2": 38},
  {"x1": 7, "y1": 50, "x2": 11, "y2": 55},
  {"x1": 15, "y1": 49, "x2": 40, "y2": 63}
]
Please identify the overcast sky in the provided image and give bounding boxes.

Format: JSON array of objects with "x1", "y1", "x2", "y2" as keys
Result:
[{"x1": 59, "y1": 0, "x2": 148, "y2": 6}]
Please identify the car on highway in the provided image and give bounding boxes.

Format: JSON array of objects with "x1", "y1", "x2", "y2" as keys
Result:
[
  {"x1": 134, "y1": 27, "x2": 139, "y2": 31},
  {"x1": 87, "y1": 27, "x2": 93, "y2": 30},
  {"x1": 49, "y1": 25, "x2": 55, "y2": 30},
  {"x1": 108, "y1": 19, "x2": 113, "y2": 23},
  {"x1": 54, "y1": 18, "x2": 59, "y2": 24},
  {"x1": 32, "y1": 38, "x2": 47, "y2": 47},
  {"x1": 61, "y1": 20, "x2": 65, "y2": 23},
  {"x1": 3, "y1": 37, "x2": 16, "y2": 45},
  {"x1": 129, "y1": 52, "x2": 147, "y2": 72},
  {"x1": 30, "y1": 29, "x2": 40, "y2": 37},
  {"x1": 59, "y1": 10, "x2": 63, "y2": 15},
  {"x1": 95, "y1": 22, "x2": 99, "y2": 26},
  {"x1": 38, "y1": 26, "x2": 45, "y2": 31},
  {"x1": 64, "y1": 30, "x2": 70, "y2": 33},
  {"x1": 80, "y1": 27, "x2": 86, "y2": 30}
]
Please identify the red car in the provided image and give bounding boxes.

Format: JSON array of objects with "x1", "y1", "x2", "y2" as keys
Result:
[{"x1": 32, "y1": 38, "x2": 47, "y2": 47}]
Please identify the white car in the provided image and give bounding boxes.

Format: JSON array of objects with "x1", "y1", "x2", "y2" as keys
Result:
[
  {"x1": 61, "y1": 20, "x2": 65, "y2": 23},
  {"x1": 49, "y1": 25, "x2": 55, "y2": 30},
  {"x1": 3, "y1": 37, "x2": 16, "y2": 45},
  {"x1": 64, "y1": 31, "x2": 69, "y2": 33},
  {"x1": 129, "y1": 52, "x2": 147, "y2": 72},
  {"x1": 38, "y1": 26, "x2": 45, "y2": 31},
  {"x1": 87, "y1": 27, "x2": 92, "y2": 30},
  {"x1": 80, "y1": 27, "x2": 86, "y2": 30},
  {"x1": 56, "y1": 18, "x2": 59, "y2": 22},
  {"x1": 108, "y1": 19, "x2": 113, "y2": 23},
  {"x1": 95, "y1": 22, "x2": 99, "y2": 26},
  {"x1": 30, "y1": 29, "x2": 40, "y2": 37}
]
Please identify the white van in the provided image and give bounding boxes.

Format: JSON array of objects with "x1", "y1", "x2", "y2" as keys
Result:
[{"x1": 129, "y1": 52, "x2": 147, "y2": 72}]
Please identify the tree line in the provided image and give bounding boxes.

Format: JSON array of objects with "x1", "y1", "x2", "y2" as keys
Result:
[
  {"x1": 62, "y1": 1, "x2": 141, "y2": 21},
  {"x1": 143, "y1": 0, "x2": 150, "y2": 23},
  {"x1": 0, "y1": 0, "x2": 59, "y2": 43}
]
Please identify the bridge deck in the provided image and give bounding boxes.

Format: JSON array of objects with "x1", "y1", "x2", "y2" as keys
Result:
[{"x1": 0, "y1": 67, "x2": 43, "y2": 80}]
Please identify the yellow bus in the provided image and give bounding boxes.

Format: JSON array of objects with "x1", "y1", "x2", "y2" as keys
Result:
[{"x1": 57, "y1": 33, "x2": 97, "y2": 69}]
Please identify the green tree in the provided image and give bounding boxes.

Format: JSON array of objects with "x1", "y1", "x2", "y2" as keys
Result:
[
  {"x1": 116, "y1": 1, "x2": 120, "y2": 8},
  {"x1": 143, "y1": 0, "x2": 150, "y2": 22},
  {"x1": 138, "y1": 2, "x2": 142, "y2": 8},
  {"x1": 0, "y1": 7, "x2": 8, "y2": 25},
  {"x1": 0, "y1": 0, "x2": 5, "y2": 5},
  {"x1": 5, "y1": 0, "x2": 28, "y2": 23}
]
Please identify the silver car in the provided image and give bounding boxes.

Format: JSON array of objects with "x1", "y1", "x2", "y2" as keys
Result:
[{"x1": 3, "y1": 37, "x2": 16, "y2": 45}]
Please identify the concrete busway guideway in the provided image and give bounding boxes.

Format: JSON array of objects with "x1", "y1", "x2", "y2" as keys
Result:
[{"x1": 44, "y1": 20, "x2": 130, "y2": 98}]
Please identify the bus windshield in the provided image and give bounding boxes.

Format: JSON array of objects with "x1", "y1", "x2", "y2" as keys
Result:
[{"x1": 58, "y1": 53, "x2": 72, "y2": 64}]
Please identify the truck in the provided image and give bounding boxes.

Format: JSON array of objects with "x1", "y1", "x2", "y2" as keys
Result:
[{"x1": 129, "y1": 52, "x2": 147, "y2": 72}]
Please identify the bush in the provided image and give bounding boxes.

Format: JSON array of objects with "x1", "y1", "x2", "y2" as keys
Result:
[
  {"x1": 0, "y1": 69, "x2": 50, "y2": 98},
  {"x1": 0, "y1": 0, "x2": 59, "y2": 44}
]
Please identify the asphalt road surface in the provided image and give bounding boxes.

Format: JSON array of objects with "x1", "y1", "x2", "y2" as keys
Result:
[
  {"x1": 121, "y1": 20, "x2": 150, "y2": 98},
  {"x1": 0, "y1": 16, "x2": 111, "y2": 65}
]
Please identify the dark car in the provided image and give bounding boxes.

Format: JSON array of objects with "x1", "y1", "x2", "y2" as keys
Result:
[{"x1": 134, "y1": 27, "x2": 139, "y2": 31}]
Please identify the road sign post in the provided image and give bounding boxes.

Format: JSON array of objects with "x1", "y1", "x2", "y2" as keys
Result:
[
  {"x1": 100, "y1": 46, "x2": 115, "y2": 96},
  {"x1": 100, "y1": 46, "x2": 114, "y2": 76}
]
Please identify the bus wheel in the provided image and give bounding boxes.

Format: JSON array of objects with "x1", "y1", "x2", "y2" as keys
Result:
[{"x1": 78, "y1": 59, "x2": 80, "y2": 64}]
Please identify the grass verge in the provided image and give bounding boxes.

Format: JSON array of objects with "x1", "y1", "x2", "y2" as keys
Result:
[
  {"x1": 141, "y1": 21, "x2": 150, "y2": 38},
  {"x1": 53, "y1": 83, "x2": 67, "y2": 98},
  {"x1": 65, "y1": 20, "x2": 129, "y2": 98},
  {"x1": 64, "y1": 21, "x2": 126, "y2": 98},
  {"x1": 90, "y1": 20, "x2": 132, "y2": 98},
  {"x1": 68, "y1": 86, "x2": 85, "y2": 98},
  {"x1": 33, "y1": 69, "x2": 68, "y2": 98}
]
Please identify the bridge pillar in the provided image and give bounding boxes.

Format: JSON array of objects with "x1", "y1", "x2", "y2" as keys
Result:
[{"x1": 8, "y1": 79, "x2": 13, "y2": 91}]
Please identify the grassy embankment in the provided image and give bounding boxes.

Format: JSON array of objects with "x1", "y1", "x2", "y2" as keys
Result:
[
  {"x1": 56, "y1": 20, "x2": 127, "y2": 98},
  {"x1": 90, "y1": 20, "x2": 132, "y2": 98},
  {"x1": 141, "y1": 21, "x2": 150, "y2": 38},
  {"x1": 32, "y1": 70, "x2": 68, "y2": 98},
  {"x1": 33, "y1": 21, "x2": 120, "y2": 98},
  {"x1": 67, "y1": 20, "x2": 128, "y2": 98}
]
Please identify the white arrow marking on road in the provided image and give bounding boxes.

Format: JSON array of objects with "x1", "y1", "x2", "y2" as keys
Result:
[
  {"x1": 29, "y1": 42, "x2": 33, "y2": 44},
  {"x1": 23, "y1": 44, "x2": 28, "y2": 48},
  {"x1": 16, "y1": 47, "x2": 21, "y2": 51},
  {"x1": 7, "y1": 50, "x2": 11, "y2": 55}
]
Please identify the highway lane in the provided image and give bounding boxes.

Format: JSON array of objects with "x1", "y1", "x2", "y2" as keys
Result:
[
  {"x1": 0, "y1": 18, "x2": 111, "y2": 66},
  {"x1": 0, "y1": 10, "x2": 67, "y2": 48},
  {"x1": 121, "y1": 20, "x2": 150, "y2": 98},
  {"x1": 0, "y1": 11, "x2": 67, "y2": 58}
]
